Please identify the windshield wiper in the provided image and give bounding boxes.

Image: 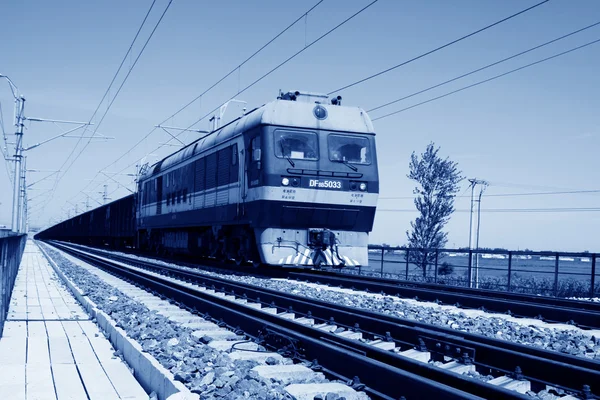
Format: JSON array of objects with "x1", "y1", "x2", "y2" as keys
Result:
[
  {"x1": 332, "y1": 159, "x2": 357, "y2": 171},
  {"x1": 280, "y1": 142, "x2": 295, "y2": 167}
]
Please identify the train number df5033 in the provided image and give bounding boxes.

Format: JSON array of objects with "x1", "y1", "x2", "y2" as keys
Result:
[{"x1": 309, "y1": 179, "x2": 342, "y2": 189}]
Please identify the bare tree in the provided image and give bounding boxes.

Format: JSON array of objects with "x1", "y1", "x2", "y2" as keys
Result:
[{"x1": 406, "y1": 143, "x2": 463, "y2": 277}]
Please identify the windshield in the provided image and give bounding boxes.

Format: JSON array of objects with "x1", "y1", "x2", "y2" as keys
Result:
[
  {"x1": 328, "y1": 134, "x2": 371, "y2": 164},
  {"x1": 274, "y1": 130, "x2": 318, "y2": 160}
]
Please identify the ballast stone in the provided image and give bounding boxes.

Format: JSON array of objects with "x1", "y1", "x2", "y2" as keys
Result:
[
  {"x1": 252, "y1": 364, "x2": 324, "y2": 385},
  {"x1": 207, "y1": 340, "x2": 259, "y2": 352},
  {"x1": 228, "y1": 351, "x2": 287, "y2": 364},
  {"x1": 285, "y1": 382, "x2": 366, "y2": 400}
]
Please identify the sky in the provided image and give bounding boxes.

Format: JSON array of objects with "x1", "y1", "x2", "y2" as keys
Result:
[{"x1": 0, "y1": 0, "x2": 599, "y2": 252}]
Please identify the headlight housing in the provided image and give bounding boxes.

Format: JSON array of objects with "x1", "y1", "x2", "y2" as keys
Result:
[
  {"x1": 359, "y1": 183, "x2": 367, "y2": 191},
  {"x1": 282, "y1": 177, "x2": 290, "y2": 186}
]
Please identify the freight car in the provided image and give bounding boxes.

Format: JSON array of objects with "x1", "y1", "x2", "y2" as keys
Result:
[
  {"x1": 37, "y1": 90, "x2": 379, "y2": 268},
  {"x1": 36, "y1": 194, "x2": 136, "y2": 249}
]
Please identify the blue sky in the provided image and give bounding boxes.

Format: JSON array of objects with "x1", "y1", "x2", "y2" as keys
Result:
[{"x1": 1, "y1": 0, "x2": 599, "y2": 251}]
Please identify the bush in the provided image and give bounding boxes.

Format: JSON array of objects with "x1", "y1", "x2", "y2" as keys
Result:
[{"x1": 438, "y1": 262, "x2": 453, "y2": 276}]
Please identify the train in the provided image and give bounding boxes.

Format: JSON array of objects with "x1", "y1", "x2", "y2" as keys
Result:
[{"x1": 36, "y1": 90, "x2": 379, "y2": 268}]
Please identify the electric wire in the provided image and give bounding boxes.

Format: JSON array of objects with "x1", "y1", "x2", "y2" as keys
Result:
[
  {"x1": 368, "y1": 20, "x2": 600, "y2": 114},
  {"x1": 39, "y1": 0, "x2": 169, "y2": 223},
  {"x1": 380, "y1": 189, "x2": 600, "y2": 200},
  {"x1": 94, "y1": 0, "x2": 325, "y2": 175},
  {"x1": 167, "y1": 0, "x2": 380, "y2": 145},
  {"x1": 52, "y1": 0, "x2": 158, "y2": 185},
  {"x1": 327, "y1": 0, "x2": 551, "y2": 95},
  {"x1": 58, "y1": 0, "x2": 173, "y2": 181},
  {"x1": 372, "y1": 37, "x2": 600, "y2": 121},
  {"x1": 378, "y1": 207, "x2": 600, "y2": 213},
  {"x1": 80, "y1": 0, "x2": 379, "y2": 208},
  {"x1": 75, "y1": 0, "x2": 329, "y2": 207}
]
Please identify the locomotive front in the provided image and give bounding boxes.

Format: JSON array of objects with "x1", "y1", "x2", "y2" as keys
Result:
[{"x1": 247, "y1": 91, "x2": 379, "y2": 267}]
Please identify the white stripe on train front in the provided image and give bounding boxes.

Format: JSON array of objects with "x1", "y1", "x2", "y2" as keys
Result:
[
  {"x1": 300, "y1": 248, "x2": 310, "y2": 264},
  {"x1": 247, "y1": 186, "x2": 378, "y2": 207}
]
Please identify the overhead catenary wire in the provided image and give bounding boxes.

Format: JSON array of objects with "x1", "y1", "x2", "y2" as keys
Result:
[
  {"x1": 36, "y1": 0, "x2": 170, "y2": 224},
  {"x1": 93, "y1": 0, "x2": 326, "y2": 175},
  {"x1": 50, "y1": 0, "x2": 158, "y2": 188},
  {"x1": 380, "y1": 189, "x2": 600, "y2": 200},
  {"x1": 168, "y1": 0, "x2": 380, "y2": 144},
  {"x1": 368, "y1": 20, "x2": 600, "y2": 114},
  {"x1": 327, "y1": 0, "x2": 551, "y2": 95},
  {"x1": 57, "y1": 0, "x2": 173, "y2": 182},
  {"x1": 378, "y1": 207, "x2": 600, "y2": 213},
  {"x1": 80, "y1": 0, "x2": 380, "y2": 209},
  {"x1": 372, "y1": 37, "x2": 600, "y2": 121},
  {"x1": 74, "y1": 0, "x2": 329, "y2": 209}
]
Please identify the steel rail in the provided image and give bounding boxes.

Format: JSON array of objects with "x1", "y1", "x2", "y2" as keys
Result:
[
  {"x1": 300, "y1": 269, "x2": 600, "y2": 312},
  {"x1": 82, "y1": 243, "x2": 600, "y2": 324},
  {"x1": 49, "y1": 242, "x2": 489, "y2": 400},
  {"x1": 51, "y1": 242, "x2": 600, "y2": 399},
  {"x1": 283, "y1": 270, "x2": 600, "y2": 328}
]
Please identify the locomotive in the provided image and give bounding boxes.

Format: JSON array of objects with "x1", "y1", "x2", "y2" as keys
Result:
[{"x1": 37, "y1": 90, "x2": 379, "y2": 268}]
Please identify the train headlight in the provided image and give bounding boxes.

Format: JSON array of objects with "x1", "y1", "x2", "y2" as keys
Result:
[
  {"x1": 359, "y1": 183, "x2": 367, "y2": 191},
  {"x1": 282, "y1": 177, "x2": 290, "y2": 186}
]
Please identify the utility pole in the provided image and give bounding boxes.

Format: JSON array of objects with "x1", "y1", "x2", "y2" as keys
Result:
[
  {"x1": 2, "y1": 74, "x2": 97, "y2": 232},
  {"x1": 12, "y1": 96, "x2": 25, "y2": 233},
  {"x1": 467, "y1": 178, "x2": 488, "y2": 288},
  {"x1": 474, "y1": 182, "x2": 488, "y2": 288},
  {"x1": 20, "y1": 156, "x2": 27, "y2": 233},
  {"x1": 103, "y1": 184, "x2": 108, "y2": 204}
]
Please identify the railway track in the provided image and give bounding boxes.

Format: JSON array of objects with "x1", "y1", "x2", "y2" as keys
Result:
[
  {"x1": 50, "y1": 241, "x2": 600, "y2": 400},
  {"x1": 282, "y1": 270, "x2": 600, "y2": 330},
  {"x1": 57, "y1": 242, "x2": 600, "y2": 330}
]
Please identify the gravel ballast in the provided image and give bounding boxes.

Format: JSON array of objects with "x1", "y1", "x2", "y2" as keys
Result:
[
  {"x1": 41, "y1": 244, "x2": 335, "y2": 400},
  {"x1": 94, "y1": 249, "x2": 600, "y2": 361}
]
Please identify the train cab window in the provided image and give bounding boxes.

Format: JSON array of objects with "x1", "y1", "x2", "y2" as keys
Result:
[
  {"x1": 328, "y1": 134, "x2": 371, "y2": 164},
  {"x1": 274, "y1": 130, "x2": 318, "y2": 160},
  {"x1": 251, "y1": 137, "x2": 261, "y2": 161}
]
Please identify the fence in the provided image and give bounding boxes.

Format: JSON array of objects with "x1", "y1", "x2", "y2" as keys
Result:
[
  {"x1": 0, "y1": 234, "x2": 26, "y2": 337},
  {"x1": 355, "y1": 245, "x2": 599, "y2": 299}
]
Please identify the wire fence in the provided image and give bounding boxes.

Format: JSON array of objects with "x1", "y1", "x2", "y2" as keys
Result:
[
  {"x1": 349, "y1": 245, "x2": 599, "y2": 299},
  {"x1": 0, "y1": 233, "x2": 26, "y2": 337}
]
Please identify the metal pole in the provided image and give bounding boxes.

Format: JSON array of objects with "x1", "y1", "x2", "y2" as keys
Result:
[
  {"x1": 554, "y1": 254, "x2": 560, "y2": 297},
  {"x1": 20, "y1": 156, "x2": 27, "y2": 233},
  {"x1": 474, "y1": 185, "x2": 484, "y2": 288},
  {"x1": 589, "y1": 255, "x2": 596, "y2": 298},
  {"x1": 467, "y1": 249, "x2": 473, "y2": 286},
  {"x1": 11, "y1": 97, "x2": 25, "y2": 233},
  {"x1": 434, "y1": 250, "x2": 439, "y2": 284},
  {"x1": 467, "y1": 179, "x2": 476, "y2": 287},
  {"x1": 507, "y1": 251, "x2": 512, "y2": 292},
  {"x1": 405, "y1": 249, "x2": 409, "y2": 280},
  {"x1": 380, "y1": 247, "x2": 384, "y2": 277}
]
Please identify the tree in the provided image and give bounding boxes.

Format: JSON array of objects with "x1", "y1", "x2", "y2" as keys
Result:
[{"x1": 406, "y1": 143, "x2": 464, "y2": 277}]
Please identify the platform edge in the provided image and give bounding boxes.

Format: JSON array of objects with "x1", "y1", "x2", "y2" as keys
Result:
[{"x1": 37, "y1": 241, "x2": 196, "y2": 400}]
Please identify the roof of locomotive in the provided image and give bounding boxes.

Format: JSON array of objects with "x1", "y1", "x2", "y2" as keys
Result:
[{"x1": 140, "y1": 97, "x2": 375, "y2": 181}]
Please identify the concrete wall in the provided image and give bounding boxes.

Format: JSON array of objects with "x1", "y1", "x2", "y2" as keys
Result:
[{"x1": 0, "y1": 234, "x2": 26, "y2": 337}]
